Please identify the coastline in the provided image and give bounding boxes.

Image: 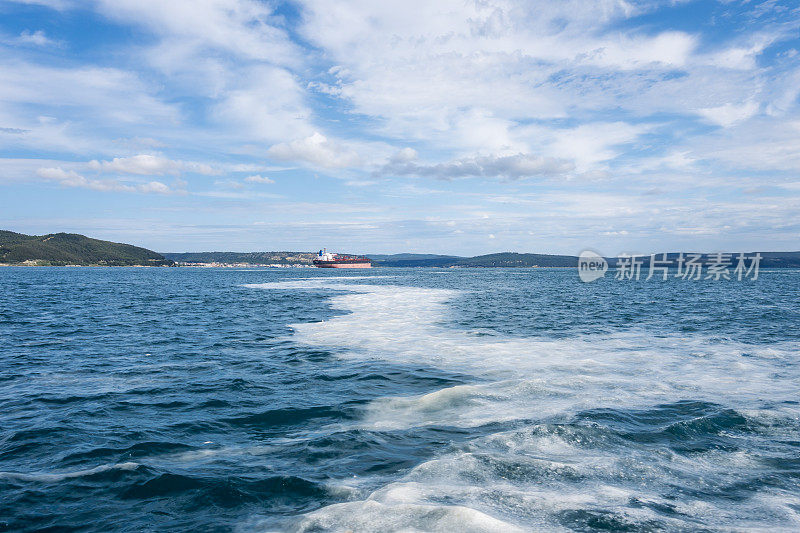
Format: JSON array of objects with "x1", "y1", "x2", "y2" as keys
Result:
[{"x1": 0, "y1": 263, "x2": 175, "y2": 268}]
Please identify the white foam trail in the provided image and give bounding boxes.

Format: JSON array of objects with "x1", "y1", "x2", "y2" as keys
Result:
[
  {"x1": 293, "y1": 500, "x2": 526, "y2": 533},
  {"x1": 248, "y1": 280, "x2": 799, "y2": 423},
  {"x1": 246, "y1": 279, "x2": 800, "y2": 531}
]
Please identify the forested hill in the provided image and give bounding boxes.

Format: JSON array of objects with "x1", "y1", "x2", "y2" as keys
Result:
[
  {"x1": 371, "y1": 251, "x2": 800, "y2": 268},
  {"x1": 370, "y1": 252, "x2": 581, "y2": 267},
  {"x1": 0, "y1": 231, "x2": 174, "y2": 266}
]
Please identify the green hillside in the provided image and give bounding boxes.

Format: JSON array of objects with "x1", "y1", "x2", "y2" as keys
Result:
[
  {"x1": 371, "y1": 252, "x2": 578, "y2": 267},
  {"x1": 0, "y1": 231, "x2": 174, "y2": 266},
  {"x1": 372, "y1": 251, "x2": 800, "y2": 268},
  {"x1": 366, "y1": 253, "x2": 459, "y2": 262},
  {"x1": 457, "y1": 252, "x2": 578, "y2": 267}
]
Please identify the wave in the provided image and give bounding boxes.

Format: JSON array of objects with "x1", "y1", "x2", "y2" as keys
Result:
[
  {"x1": 282, "y1": 409, "x2": 800, "y2": 531},
  {"x1": 292, "y1": 500, "x2": 525, "y2": 533},
  {"x1": 245, "y1": 279, "x2": 800, "y2": 530},
  {"x1": 224, "y1": 405, "x2": 349, "y2": 428},
  {"x1": 0, "y1": 462, "x2": 140, "y2": 483},
  {"x1": 248, "y1": 280, "x2": 799, "y2": 424}
]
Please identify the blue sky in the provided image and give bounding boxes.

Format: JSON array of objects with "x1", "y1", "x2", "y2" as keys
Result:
[{"x1": 1, "y1": 0, "x2": 799, "y2": 255}]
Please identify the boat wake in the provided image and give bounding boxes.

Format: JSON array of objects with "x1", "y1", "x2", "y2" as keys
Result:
[{"x1": 245, "y1": 279, "x2": 800, "y2": 531}]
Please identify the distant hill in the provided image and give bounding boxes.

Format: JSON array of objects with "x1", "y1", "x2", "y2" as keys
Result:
[
  {"x1": 162, "y1": 251, "x2": 317, "y2": 265},
  {"x1": 371, "y1": 252, "x2": 578, "y2": 267},
  {"x1": 371, "y1": 250, "x2": 800, "y2": 268},
  {"x1": 457, "y1": 252, "x2": 578, "y2": 267},
  {"x1": 0, "y1": 231, "x2": 174, "y2": 266},
  {"x1": 758, "y1": 251, "x2": 800, "y2": 268},
  {"x1": 366, "y1": 253, "x2": 459, "y2": 261},
  {"x1": 604, "y1": 252, "x2": 800, "y2": 269},
  {"x1": 367, "y1": 253, "x2": 462, "y2": 267}
]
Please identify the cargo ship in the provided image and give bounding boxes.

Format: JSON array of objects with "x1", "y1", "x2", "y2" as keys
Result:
[{"x1": 313, "y1": 249, "x2": 372, "y2": 268}]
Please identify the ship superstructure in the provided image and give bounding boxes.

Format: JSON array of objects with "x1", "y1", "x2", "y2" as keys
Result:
[{"x1": 313, "y1": 249, "x2": 372, "y2": 268}]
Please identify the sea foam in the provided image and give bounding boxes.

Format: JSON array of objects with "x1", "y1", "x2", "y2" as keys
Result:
[{"x1": 246, "y1": 279, "x2": 800, "y2": 531}]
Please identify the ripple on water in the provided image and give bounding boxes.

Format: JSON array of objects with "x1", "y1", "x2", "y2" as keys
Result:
[{"x1": 1, "y1": 268, "x2": 798, "y2": 531}]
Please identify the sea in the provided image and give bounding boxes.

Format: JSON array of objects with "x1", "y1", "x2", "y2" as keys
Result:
[{"x1": 1, "y1": 266, "x2": 799, "y2": 532}]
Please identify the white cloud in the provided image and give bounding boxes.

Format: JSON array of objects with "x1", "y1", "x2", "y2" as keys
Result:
[
  {"x1": 267, "y1": 132, "x2": 361, "y2": 169},
  {"x1": 578, "y1": 31, "x2": 697, "y2": 70},
  {"x1": 94, "y1": 0, "x2": 301, "y2": 66},
  {"x1": 621, "y1": 150, "x2": 697, "y2": 175},
  {"x1": 700, "y1": 32, "x2": 780, "y2": 71},
  {"x1": 546, "y1": 122, "x2": 649, "y2": 170},
  {"x1": 89, "y1": 155, "x2": 179, "y2": 175},
  {"x1": 37, "y1": 166, "x2": 93, "y2": 184},
  {"x1": 92, "y1": 0, "x2": 315, "y2": 144},
  {"x1": 244, "y1": 175, "x2": 275, "y2": 184},
  {"x1": 37, "y1": 166, "x2": 174, "y2": 194},
  {"x1": 137, "y1": 181, "x2": 172, "y2": 194},
  {"x1": 0, "y1": 62, "x2": 176, "y2": 123},
  {"x1": 297, "y1": 2, "x2": 698, "y2": 138},
  {"x1": 213, "y1": 66, "x2": 313, "y2": 143},
  {"x1": 113, "y1": 137, "x2": 166, "y2": 149},
  {"x1": 1, "y1": 0, "x2": 318, "y2": 158},
  {"x1": 692, "y1": 117, "x2": 800, "y2": 172},
  {"x1": 390, "y1": 148, "x2": 418, "y2": 163},
  {"x1": 698, "y1": 101, "x2": 760, "y2": 127},
  {"x1": 295, "y1": 0, "x2": 797, "y2": 177},
  {"x1": 213, "y1": 179, "x2": 244, "y2": 190},
  {"x1": 7, "y1": 0, "x2": 73, "y2": 9},
  {"x1": 227, "y1": 163, "x2": 292, "y2": 173},
  {"x1": 88, "y1": 155, "x2": 216, "y2": 176},
  {"x1": 10, "y1": 30, "x2": 59, "y2": 47},
  {"x1": 0, "y1": 61, "x2": 180, "y2": 156},
  {"x1": 379, "y1": 152, "x2": 574, "y2": 180}
]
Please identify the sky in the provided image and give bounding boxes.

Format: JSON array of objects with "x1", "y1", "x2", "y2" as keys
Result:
[{"x1": 1, "y1": 0, "x2": 799, "y2": 255}]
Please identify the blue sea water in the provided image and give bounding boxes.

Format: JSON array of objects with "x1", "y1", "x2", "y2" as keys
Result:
[{"x1": 1, "y1": 266, "x2": 799, "y2": 532}]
